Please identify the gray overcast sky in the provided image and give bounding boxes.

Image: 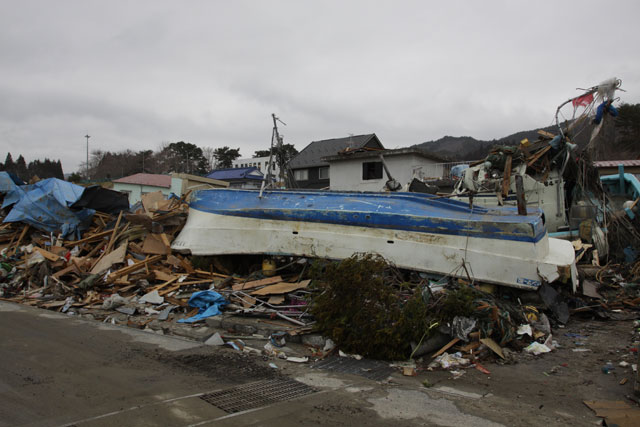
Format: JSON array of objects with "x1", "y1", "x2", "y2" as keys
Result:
[{"x1": 1, "y1": 0, "x2": 639, "y2": 173}]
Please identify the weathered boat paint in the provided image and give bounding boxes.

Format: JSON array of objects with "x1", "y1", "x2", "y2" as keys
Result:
[{"x1": 173, "y1": 189, "x2": 577, "y2": 290}]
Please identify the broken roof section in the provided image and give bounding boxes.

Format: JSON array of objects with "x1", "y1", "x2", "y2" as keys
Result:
[
  {"x1": 322, "y1": 147, "x2": 448, "y2": 163},
  {"x1": 113, "y1": 173, "x2": 171, "y2": 188},
  {"x1": 206, "y1": 167, "x2": 264, "y2": 181},
  {"x1": 289, "y1": 134, "x2": 384, "y2": 169}
]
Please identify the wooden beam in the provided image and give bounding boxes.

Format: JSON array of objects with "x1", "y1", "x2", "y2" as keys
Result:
[
  {"x1": 526, "y1": 145, "x2": 551, "y2": 167},
  {"x1": 10, "y1": 225, "x2": 29, "y2": 256},
  {"x1": 501, "y1": 155, "x2": 512, "y2": 198},
  {"x1": 107, "y1": 255, "x2": 163, "y2": 282}
]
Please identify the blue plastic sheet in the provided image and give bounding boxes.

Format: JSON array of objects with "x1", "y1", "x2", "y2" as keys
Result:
[
  {"x1": 178, "y1": 290, "x2": 228, "y2": 323},
  {"x1": 1, "y1": 177, "x2": 93, "y2": 239}
]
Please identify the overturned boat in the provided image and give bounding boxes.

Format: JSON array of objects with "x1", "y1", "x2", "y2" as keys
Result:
[{"x1": 172, "y1": 188, "x2": 577, "y2": 291}]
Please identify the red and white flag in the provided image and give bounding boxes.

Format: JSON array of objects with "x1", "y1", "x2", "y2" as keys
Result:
[{"x1": 572, "y1": 92, "x2": 594, "y2": 108}]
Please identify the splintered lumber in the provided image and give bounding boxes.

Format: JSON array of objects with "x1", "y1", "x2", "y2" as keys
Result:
[
  {"x1": 90, "y1": 243, "x2": 127, "y2": 274},
  {"x1": 267, "y1": 295, "x2": 285, "y2": 305},
  {"x1": 65, "y1": 229, "x2": 113, "y2": 245},
  {"x1": 480, "y1": 337, "x2": 505, "y2": 359},
  {"x1": 250, "y1": 279, "x2": 311, "y2": 296},
  {"x1": 537, "y1": 130, "x2": 555, "y2": 139},
  {"x1": 34, "y1": 247, "x2": 60, "y2": 262},
  {"x1": 52, "y1": 264, "x2": 78, "y2": 279},
  {"x1": 527, "y1": 145, "x2": 551, "y2": 167},
  {"x1": 104, "y1": 211, "x2": 123, "y2": 254},
  {"x1": 107, "y1": 255, "x2": 163, "y2": 282},
  {"x1": 232, "y1": 275, "x2": 284, "y2": 291},
  {"x1": 432, "y1": 338, "x2": 460, "y2": 358},
  {"x1": 501, "y1": 155, "x2": 512, "y2": 198},
  {"x1": 141, "y1": 234, "x2": 168, "y2": 255},
  {"x1": 154, "y1": 270, "x2": 177, "y2": 282},
  {"x1": 194, "y1": 269, "x2": 231, "y2": 279},
  {"x1": 150, "y1": 277, "x2": 179, "y2": 292},
  {"x1": 10, "y1": 225, "x2": 29, "y2": 255},
  {"x1": 178, "y1": 256, "x2": 194, "y2": 274},
  {"x1": 159, "y1": 284, "x2": 181, "y2": 296},
  {"x1": 141, "y1": 191, "x2": 165, "y2": 215}
]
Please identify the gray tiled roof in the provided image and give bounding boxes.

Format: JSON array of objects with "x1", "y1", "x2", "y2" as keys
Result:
[{"x1": 289, "y1": 134, "x2": 382, "y2": 169}]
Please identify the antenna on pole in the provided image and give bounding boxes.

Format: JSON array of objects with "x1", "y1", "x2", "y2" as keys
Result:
[
  {"x1": 85, "y1": 134, "x2": 90, "y2": 180},
  {"x1": 259, "y1": 113, "x2": 287, "y2": 198}
]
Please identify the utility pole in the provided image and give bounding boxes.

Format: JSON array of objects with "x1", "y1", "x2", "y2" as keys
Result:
[{"x1": 85, "y1": 134, "x2": 90, "y2": 180}]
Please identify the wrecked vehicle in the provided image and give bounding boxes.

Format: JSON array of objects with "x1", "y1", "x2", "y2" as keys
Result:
[{"x1": 171, "y1": 188, "x2": 577, "y2": 290}]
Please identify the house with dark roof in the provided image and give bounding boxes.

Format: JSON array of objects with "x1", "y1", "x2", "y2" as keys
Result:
[
  {"x1": 206, "y1": 166, "x2": 265, "y2": 189},
  {"x1": 288, "y1": 134, "x2": 384, "y2": 189},
  {"x1": 322, "y1": 147, "x2": 448, "y2": 191}
]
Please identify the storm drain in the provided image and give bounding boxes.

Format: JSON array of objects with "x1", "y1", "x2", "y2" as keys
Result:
[
  {"x1": 199, "y1": 378, "x2": 316, "y2": 413},
  {"x1": 313, "y1": 356, "x2": 394, "y2": 381}
]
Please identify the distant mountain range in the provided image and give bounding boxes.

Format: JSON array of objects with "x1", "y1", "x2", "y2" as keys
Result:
[
  {"x1": 414, "y1": 124, "x2": 566, "y2": 161},
  {"x1": 414, "y1": 105, "x2": 640, "y2": 161}
]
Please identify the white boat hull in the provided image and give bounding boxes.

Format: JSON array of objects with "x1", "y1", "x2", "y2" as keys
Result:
[{"x1": 172, "y1": 209, "x2": 577, "y2": 291}]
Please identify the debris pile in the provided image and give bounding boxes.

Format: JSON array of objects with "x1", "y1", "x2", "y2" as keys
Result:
[
  {"x1": 307, "y1": 254, "x2": 564, "y2": 368},
  {"x1": 0, "y1": 177, "x2": 316, "y2": 331}
]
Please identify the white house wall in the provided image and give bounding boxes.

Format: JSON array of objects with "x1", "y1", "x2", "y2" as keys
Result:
[
  {"x1": 329, "y1": 154, "x2": 442, "y2": 191},
  {"x1": 112, "y1": 183, "x2": 171, "y2": 205}
]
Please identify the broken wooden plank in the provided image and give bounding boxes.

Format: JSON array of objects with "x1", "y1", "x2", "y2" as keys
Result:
[
  {"x1": 501, "y1": 155, "x2": 512, "y2": 198},
  {"x1": 34, "y1": 247, "x2": 60, "y2": 262},
  {"x1": 150, "y1": 277, "x2": 179, "y2": 292},
  {"x1": 537, "y1": 130, "x2": 555, "y2": 139},
  {"x1": 232, "y1": 275, "x2": 283, "y2": 291},
  {"x1": 480, "y1": 337, "x2": 505, "y2": 359},
  {"x1": 104, "y1": 210, "x2": 123, "y2": 254},
  {"x1": 153, "y1": 269, "x2": 177, "y2": 282},
  {"x1": 526, "y1": 145, "x2": 551, "y2": 167},
  {"x1": 64, "y1": 229, "x2": 113, "y2": 245},
  {"x1": 178, "y1": 256, "x2": 195, "y2": 274},
  {"x1": 141, "y1": 191, "x2": 166, "y2": 215},
  {"x1": 10, "y1": 225, "x2": 29, "y2": 255},
  {"x1": 90, "y1": 242, "x2": 127, "y2": 275},
  {"x1": 267, "y1": 295, "x2": 285, "y2": 305},
  {"x1": 107, "y1": 255, "x2": 163, "y2": 282},
  {"x1": 251, "y1": 279, "x2": 311, "y2": 296},
  {"x1": 142, "y1": 234, "x2": 170, "y2": 255},
  {"x1": 432, "y1": 338, "x2": 460, "y2": 358}
]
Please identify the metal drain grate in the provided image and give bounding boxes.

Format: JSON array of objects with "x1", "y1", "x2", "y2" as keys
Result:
[
  {"x1": 313, "y1": 356, "x2": 394, "y2": 381},
  {"x1": 200, "y1": 378, "x2": 316, "y2": 413}
]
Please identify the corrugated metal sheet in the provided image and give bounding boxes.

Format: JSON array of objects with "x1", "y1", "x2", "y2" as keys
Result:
[{"x1": 113, "y1": 173, "x2": 171, "y2": 188}]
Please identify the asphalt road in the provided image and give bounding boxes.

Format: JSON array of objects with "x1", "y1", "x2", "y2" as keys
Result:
[{"x1": 3, "y1": 300, "x2": 593, "y2": 427}]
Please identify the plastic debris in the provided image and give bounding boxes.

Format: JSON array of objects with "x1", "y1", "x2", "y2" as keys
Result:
[{"x1": 524, "y1": 342, "x2": 551, "y2": 355}]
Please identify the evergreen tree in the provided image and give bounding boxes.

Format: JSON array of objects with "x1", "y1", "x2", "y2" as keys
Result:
[
  {"x1": 15, "y1": 155, "x2": 28, "y2": 181},
  {"x1": 3, "y1": 153, "x2": 15, "y2": 174},
  {"x1": 213, "y1": 146, "x2": 241, "y2": 169}
]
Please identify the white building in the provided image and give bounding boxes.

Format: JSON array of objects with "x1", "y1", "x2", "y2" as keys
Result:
[
  {"x1": 112, "y1": 172, "x2": 227, "y2": 205},
  {"x1": 322, "y1": 148, "x2": 447, "y2": 192},
  {"x1": 232, "y1": 156, "x2": 281, "y2": 178}
]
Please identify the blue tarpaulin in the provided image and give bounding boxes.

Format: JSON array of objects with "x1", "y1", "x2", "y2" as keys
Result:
[
  {"x1": 1, "y1": 176, "x2": 94, "y2": 239},
  {"x1": 178, "y1": 290, "x2": 228, "y2": 323}
]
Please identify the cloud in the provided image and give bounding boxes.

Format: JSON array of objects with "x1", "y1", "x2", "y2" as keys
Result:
[{"x1": 1, "y1": 0, "x2": 639, "y2": 173}]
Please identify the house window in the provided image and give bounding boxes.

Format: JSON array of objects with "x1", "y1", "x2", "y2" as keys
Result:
[
  {"x1": 319, "y1": 167, "x2": 329, "y2": 180},
  {"x1": 294, "y1": 169, "x2": 308, "y2": 181},
  {"x1": 362, "y1": 162, "x2": 383, "y2": 180}
]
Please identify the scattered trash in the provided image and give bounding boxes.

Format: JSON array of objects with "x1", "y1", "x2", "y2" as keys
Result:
[
  {"x1": 204, "y1": 332, "x2": 225, "y2": 346},
  {"x1": 524, "y1": 342, "x2": 552, "y2": 356},
  {"x1": 178, "y1": 290, "x2": 228, "y2": 323}
]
